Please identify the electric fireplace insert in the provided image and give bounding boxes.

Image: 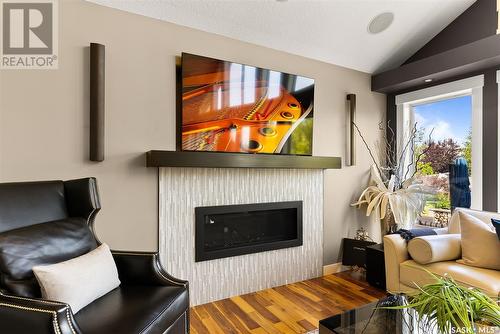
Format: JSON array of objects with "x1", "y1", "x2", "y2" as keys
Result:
[{"x1": 195, "y1": 201, "x2": 303, "y2": 262}]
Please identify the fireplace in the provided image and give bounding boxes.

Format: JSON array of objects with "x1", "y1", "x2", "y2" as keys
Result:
[{"x1": 195, "y1": 201, "x2": 303, "y2": 262}]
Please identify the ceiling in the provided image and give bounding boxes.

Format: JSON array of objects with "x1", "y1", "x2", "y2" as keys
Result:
[{"x1": 86, "y1": 0, "x2": 476, "y2": 74}]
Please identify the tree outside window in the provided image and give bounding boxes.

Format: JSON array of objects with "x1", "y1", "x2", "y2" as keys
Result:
[{"x1": 413, "y1": 96, "x2": 472, "y2": 226}]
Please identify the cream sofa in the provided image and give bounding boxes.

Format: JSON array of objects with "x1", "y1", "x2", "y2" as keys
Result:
[{"x1": 384, "y1": 208, "x2": 500, "y2": 298}]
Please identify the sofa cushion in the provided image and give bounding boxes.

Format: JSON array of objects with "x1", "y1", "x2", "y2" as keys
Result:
[
  {"x1": 400, "y1": 260, "x2": 500, "y2": 298},
  {"x1": 74, "y1": 285, "x2": 189, "y2": 334},
  {"x1": 448, "y1": 208, "x2": 498, "y2": 234},
  {"x1": 33, "y1": 244, "x2": 120, "y2": 313},
  {"x1": 0, "y1": 218, "x2": 97, "y2": 297},
  {"x1": 408, "y1": 234, "x2": 461, "y2": 264},
  {"x1": 458, "y1": 211, "x2": 500, "y2": 270}
]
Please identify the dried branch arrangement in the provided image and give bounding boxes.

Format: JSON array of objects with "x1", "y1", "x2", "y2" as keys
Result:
[{"x1": 351, "y1": 121, "x2": 434, "y2": 230}]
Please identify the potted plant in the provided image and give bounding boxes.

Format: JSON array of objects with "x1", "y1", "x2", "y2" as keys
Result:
[{"x1": 382, "y1": 271, "x2": 500, "y2": 334}]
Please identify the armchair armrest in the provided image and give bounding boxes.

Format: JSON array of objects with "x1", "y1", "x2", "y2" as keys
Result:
[
  {"x1": 383, "y1": 234, "x2": 410, "y2": 294},
  {"x1": 0, "y1": 291, "x2": 81, "y2": 334},
  {"x1": 112, "y1": 251, "x2": 188, "y2": 288}
]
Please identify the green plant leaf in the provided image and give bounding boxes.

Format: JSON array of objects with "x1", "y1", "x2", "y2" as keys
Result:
[{"x1": 379, "y1": 269, "x2": 500, "y2": 333}]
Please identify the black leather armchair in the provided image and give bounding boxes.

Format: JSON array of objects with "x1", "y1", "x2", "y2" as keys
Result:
[{"x1": 0, "y1": 178, "x2": 189, "y2": 334}]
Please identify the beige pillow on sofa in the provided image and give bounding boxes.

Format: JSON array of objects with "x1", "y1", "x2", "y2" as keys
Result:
[
  {"x1": 33, "y1": 243, "x2": 120, "y2": 313},
  {"x1": 458, "y1": 211, "x2": 500, "y2": 270},
  {"x1": 448, "y1": 208, "x2": 499, "y2": 234},
  {"x1": 408, "y1": 234, "x2": 461, "y2": 264}
]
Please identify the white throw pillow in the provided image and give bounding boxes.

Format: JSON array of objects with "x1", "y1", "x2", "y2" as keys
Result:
[
  {"x1": 33, "y1": 243, "x2": 121, "y2": 313},
  {"x1": 408, "y1": 234, "x2": 462, "y2": 264}
]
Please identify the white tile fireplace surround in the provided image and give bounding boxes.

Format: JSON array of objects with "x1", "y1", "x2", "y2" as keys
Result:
[{"x1": 159, "y1": 167, "x2": 323, "y2": 306}]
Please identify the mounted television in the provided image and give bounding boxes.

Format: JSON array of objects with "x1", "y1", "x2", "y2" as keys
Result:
[{"x1": 180, "y1": 53, "x2": 314, "y2": 155}]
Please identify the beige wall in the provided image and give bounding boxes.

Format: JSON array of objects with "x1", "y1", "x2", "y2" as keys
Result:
[{"x1": 0, "y1": 0, "x2": 385, "y2": 264}]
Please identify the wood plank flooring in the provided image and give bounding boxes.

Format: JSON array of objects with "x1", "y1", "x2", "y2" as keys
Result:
[{"x1": 190, "y1": 271, "x2": 387, "y2": 334}]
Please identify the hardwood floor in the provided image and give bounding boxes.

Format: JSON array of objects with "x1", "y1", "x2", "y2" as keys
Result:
[{"x1": 190, "y1": 271, "x2": 387, "y2": 334}]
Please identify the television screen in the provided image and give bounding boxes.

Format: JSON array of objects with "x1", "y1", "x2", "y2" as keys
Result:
[{"x1": 180, "y1": 53, "x2": 314, "y2": 155}]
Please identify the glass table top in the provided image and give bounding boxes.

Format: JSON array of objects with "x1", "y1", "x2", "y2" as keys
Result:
[{"x1": 319, "y1": 295, "x2": 438, "y2": 334}]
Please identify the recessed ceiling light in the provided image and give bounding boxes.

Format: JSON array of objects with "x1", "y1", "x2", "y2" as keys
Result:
[
  {"x1": 424, "y1": 79, "x2": 433, "y2": 83},
  {"x1": 368, "y1": 12, "x2": 394, "y2": 34}
]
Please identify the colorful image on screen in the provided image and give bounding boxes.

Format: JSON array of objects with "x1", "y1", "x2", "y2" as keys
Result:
[{"x1": 181, "y1": 53, "x2": 314, "y2": 155}]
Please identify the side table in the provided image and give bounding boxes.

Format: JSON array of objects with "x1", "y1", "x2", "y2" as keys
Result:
[{"x1": 366, "y1": 243, "x2": 386, "y2": 290}]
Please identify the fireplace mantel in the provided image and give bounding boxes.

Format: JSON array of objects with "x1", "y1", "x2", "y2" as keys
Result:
[{"x1": 146, "y1": 150, "x2": 341, "y2": 169}]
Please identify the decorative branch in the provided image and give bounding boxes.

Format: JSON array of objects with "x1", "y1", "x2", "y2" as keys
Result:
[
  {"x1": 395, "y1": 123, "x2": 418, "y2": 188},
  {"x1": 353, "y1": 120, "x2": 433, "y2": 228},
  {"x1": 403, "y1": 129, "x2": 418, "y2": 184},
  {"x1": 355, "y1": 119, "x2": 433, "y2": 190},
  {"x1": 352, "y1": 121, "x2": 384, "y2": 180},
  {"x1": 410, "y1": 128, "x2": 434, "y2": 179},
  {"x1": 381, "y1": 120, "x2": 397, "y2": 176}
]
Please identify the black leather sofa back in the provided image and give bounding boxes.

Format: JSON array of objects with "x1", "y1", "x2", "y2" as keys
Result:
[
  {"x1": 0, "y1": 218, "x2": 97, "y2": 297},
  {"x1": 0, "y1": 181, "x2": 68, "y2": 233},
  {"x1": 0, "y1": 179, "x2": 101, "y2": 297}
]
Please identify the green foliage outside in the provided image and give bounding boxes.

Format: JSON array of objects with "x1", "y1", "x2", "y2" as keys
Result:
[
  {"x1": 433, "y1": 193, "x2": 451, "y2": 209},
  {"x1": 416, "y1": 162, "x2": 434, "y2": 176},
  {"x1": 423, "y1": 193, "x2": 451, "y2": 212},
  {"x1": 415, "y1": 128, "x2": 472, "y2": 211},
  {"x1": 463, "y1": 128, "x2": 472, "y2": 175}
]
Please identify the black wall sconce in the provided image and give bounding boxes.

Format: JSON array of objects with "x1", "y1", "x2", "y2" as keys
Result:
[
  {"x1": 346, "y1": 94, "x2": 356, "y2": 166},
  {"x1": 90, "y1": 43, "x2": 105, "y2": 162}
]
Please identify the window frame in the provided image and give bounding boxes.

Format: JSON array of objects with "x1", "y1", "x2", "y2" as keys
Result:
[{"x1": 395, "y1": 75, "x2": 484, "y2": 210}]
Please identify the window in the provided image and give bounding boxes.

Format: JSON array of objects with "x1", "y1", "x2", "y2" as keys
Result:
[
  {"x1": 396, "y1": 76, "x2": 483, "y2": 225},
  {"x1": 413, "y1": 96, "x2": 472, "y2": 224}
]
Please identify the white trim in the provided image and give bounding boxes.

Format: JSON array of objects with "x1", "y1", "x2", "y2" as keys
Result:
[
  {"x1": 322, "y1": 262, "x2": 348, "y2": 275},
  {"x1": 471, "y1": 85, "x2": 483, "y2": 210},
  {"x1": 396, "y1": 75, "x2": 484, "y2": 105},
  {"x1": 396, "y1": 103, "x2": 414, "y2": 178},
  {"x1": 396, "y1": 75, "x2": 484, "y2": 210}
]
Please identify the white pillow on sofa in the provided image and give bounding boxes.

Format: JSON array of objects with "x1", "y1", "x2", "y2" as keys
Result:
[
  {"x1": 408, "y1": 234, "x2": 462, "y2": 264},
  {"x1": 33, "y1": 243, "x2": 120, "y2": 313}
]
